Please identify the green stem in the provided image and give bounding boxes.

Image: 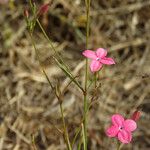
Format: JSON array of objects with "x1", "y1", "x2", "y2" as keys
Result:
[
  {"x1": 117, "y1": 143, "x2": 123, "y2": 150},
  {"x1": 82, "y1": 123, "x2": 86, "y2": 150},
  {"x1": 77, "y1": 133, "x2": 83, "y2": 150},
  {"x1": 36, "y1": 19, "x2": 84, "y2": 92},
  {"x1": 29, "y1": 33, "x2": 72, "y2": 150},
  {"x1": 31, "y1": 134, "x2": 38, "y2": 150},
  {"x1": 29, "y1": 33, "x2": 54, "y2": 89},
  {"x1": 36, "y1": 20, "x2": 72, "y2": 73},
  {"x1": 71, "y1": 126, "x2": 81, "y2": 147},
  {"x1": 54, "y1": 57, "x2": 84, "y2": 92},
  {"x1": 83, "y1": 0, "x2": 91, "y2": 150},
  {"x1": 28, "y1": 2, "x2": 72, "y2": 149},
  {"x1": 36, "y1": 20, "x2": 57, "y2": 55},
  {"x1": 94, "y1": 72, "x2": 97, "y2": 88},
  {"x1": 29, "y1": 0, "x2": 79, "y2": 90},
  {"x1": 60, "y1": 103, "x2": 72, "y2": 150},
  {"x1": 29, "y1": 0, "x2": 33, "y2": 8}
]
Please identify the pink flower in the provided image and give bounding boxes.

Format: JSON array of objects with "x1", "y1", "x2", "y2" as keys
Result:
[
  {"x1": 82, "y1": 48, "x2": 115, "y2": 72},
  {"x1": 106, "y1": 114, "x2": 137, "y2": 144}
]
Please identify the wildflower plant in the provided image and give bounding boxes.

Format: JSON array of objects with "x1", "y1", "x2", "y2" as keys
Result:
[{"x1": 24, "y1": 0, "x2": 140, "y2": 150}]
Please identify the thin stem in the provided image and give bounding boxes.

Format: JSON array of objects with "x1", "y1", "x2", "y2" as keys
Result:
[
  {"x1": 29, "y1": 33, "x2": 72, "y2": 150},
  {"x1": 29, "y1": 0, "x2": 33, "y2": 8},
  {"x1": 60, "y1": 103, "x2": 72, "y2": 150},
  {"x1": 36, "y1": 20, "x2": 72, "y2": 73},
  {"x1": 77, "y1": 133, "x2": 83, "y2": 150},
  {"x1": 36, "y1": 19, "x2": 57, "y2": 55},
  {"x1": 28, "y1": 2, "x2": 73, "y2": 150},
  {"x1": 94, "y1": 72, "x2": 97, "y2": 88},
  {"x1": 29, "y1": 33, "x2": 54, "y2": 89},
  {"x1": 71, "y1": 126, "x2": 81, "y2": 148},
  {"x1": 29, "y1": 0, "x2": 80, "y2": 92},
  {"x1": 37, "y1": 19, "x2": 84, "y2": 93},
  {"x1": 82, "y1": 123, "x2": 86, "y2": 150},
  {"x1": 54, "y1": 57, "x2": 84, "y2": 92},
  {"x1": 31, "y1": 134, "x2": 38, "y2": 150},
  {"x1": 83, "y1": 0, "x2": 91, "y2": 150},
  {"x1": 117, "y1": 143, "x2": 123, "y2": 150}
]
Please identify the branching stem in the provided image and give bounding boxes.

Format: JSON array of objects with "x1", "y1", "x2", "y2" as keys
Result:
[{"x1": 83, "y1": 0, "x2": 91, "y2": 150}]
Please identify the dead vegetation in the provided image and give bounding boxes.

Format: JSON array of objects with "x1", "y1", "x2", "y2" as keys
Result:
[{"x1": 0, "y1": 0, "x2": 150, "y2": 150}]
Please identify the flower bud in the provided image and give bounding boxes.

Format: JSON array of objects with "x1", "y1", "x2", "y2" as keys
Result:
[
  {"x1": 38, "y1": 3, "x2": 50, "y2": 16},
  {"x1": 24, "y1": 9, "x2": 29, "y2": 18},
  {"x1": 131, "y1": 111, "x2": 141, "y2": 121}
]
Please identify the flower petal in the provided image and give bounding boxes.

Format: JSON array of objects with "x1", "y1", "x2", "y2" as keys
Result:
[
  {"x1": 106, "y1": 125, "x2": 119, "y2": 137},
  {"x1": 82, "y1": 50, "x2": 97, "y2": 59},
  {"x1": 96, "y1": 48, "x2": 107, "y2": 58},
  {"x1": 118, "y1": 130, "x2": 132, "y2": 144},
  {"x1": 90, "y1": 60, "x2": 102, "y2": 72},
  {"x1": 111, "y1": 114, "x2": 124, "y2": 127},
  {"x1": 101, "y1": 57, "x2": 115, "y2": 65},
  {"x1": 123, "y1": 119, "x2": 137, "y2": 132}
]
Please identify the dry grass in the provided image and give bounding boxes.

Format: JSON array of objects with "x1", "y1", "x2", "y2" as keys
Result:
[{"x1": 0, "y1": 0, "x2": 150, "y2": 150}]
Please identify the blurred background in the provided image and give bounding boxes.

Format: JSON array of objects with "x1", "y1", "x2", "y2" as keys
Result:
[{"x1": 0, "y1": 0, "x2": 150, "y2": 149}]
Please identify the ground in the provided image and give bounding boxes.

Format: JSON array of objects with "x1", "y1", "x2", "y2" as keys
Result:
[{"x1": 0, "y1": 0, "x2": 150, "y2": 150}]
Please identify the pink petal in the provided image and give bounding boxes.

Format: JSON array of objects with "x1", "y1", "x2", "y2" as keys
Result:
[
  {"x1": 96, "y1": 48, "x2": 107, "y2": 58},
  {"x1": 118, "y1": 130, "x2": 132, "y2": 144},
  {"x1": 90, "y1": 60, "x2": 102, "y2": 72},
  {"x1": 101, "y1": 57, "x2": 115, "y2": 65},
  {"x1": 106, "y1": 125, "x2": 119, "y2": 137},
  {"x1": 111, "y1": 114, "x2": 124, "y2": 127},
  {"x1": 82, "y1": 50, "x2": 97, "y2": 60},
  {"x1": 123, "y1": 119, "x2": 137, "y2": 132}
]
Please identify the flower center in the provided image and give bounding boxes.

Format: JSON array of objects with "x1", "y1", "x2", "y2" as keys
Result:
[
  {"x1": 119, "y1": 126, "x2": 124, "y2": 130},
  {"x1": 96, "y1": 57, "x2": 101, "y2": 61}
]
